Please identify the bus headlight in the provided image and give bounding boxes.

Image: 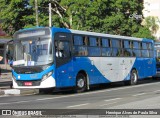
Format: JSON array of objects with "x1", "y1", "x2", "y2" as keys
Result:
[
  {"x1": 42, "y1": 71, "x2": 53, "y2": 81},
  {"x1": 47, "y1": 71, "x2": 53, "y2": 77}
]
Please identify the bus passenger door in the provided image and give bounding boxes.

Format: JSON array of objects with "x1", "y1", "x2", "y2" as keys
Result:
[{"x1": 54, "y1": 33, "x2": 73, "y2": 87}]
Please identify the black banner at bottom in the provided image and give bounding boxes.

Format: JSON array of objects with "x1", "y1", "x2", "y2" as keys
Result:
[{"x1": 0, "y1": 109, "x2": 160, "y2": 116}]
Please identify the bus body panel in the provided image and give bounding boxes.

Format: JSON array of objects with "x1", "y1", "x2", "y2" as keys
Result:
[
  {"x1": 55, "y1": 56, "x2": 156, "y2": 88},
  {"x1": 131, "y1": 58, "x2": 156, "y2": 79},
  {"x1": 88, "y1": 57, "x2": 135, "y2": 82}
]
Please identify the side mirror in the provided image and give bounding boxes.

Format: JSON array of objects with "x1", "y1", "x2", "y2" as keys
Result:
[{"x1": 9, "y1": 59, "x2": 13, "y2": 67}]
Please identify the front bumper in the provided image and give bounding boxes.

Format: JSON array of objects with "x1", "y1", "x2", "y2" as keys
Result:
[{"x1": 12, "y1": 76, "x2": 56, "y2": 89}]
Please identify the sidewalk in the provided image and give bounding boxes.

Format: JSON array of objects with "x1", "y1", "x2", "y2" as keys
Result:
[
  {"x1": 0, "y1": 64, "x2": 39, "y2": 95},
  {"x1": 0, "y1": 65, "x2": 12, "y2": 89},
  {"x1": 0, "y1": 72, "x2": 12, "y2": 89}
]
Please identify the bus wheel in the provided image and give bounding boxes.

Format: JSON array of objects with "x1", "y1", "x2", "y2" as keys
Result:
[
  {"x1": 124, "y1": 69, "x2": 138, "y2": 85},
  {"x1": 130, "y1": 70, "x2": 138, "y2": 85},
  {"x1": 75, "y1": 73, "x2": 87, "y2": 93}
]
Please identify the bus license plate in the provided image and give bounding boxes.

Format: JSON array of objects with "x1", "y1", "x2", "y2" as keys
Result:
[{"x1": 24, "y1": 82, "x2": 32, "y2": 86}]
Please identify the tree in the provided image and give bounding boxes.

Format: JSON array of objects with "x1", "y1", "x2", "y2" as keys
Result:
[
  {"x1": 50, "y1": 0, "x2": 146, "y2": 36},
  {"x1": 0, "y1": 0, "x2": 154, "y2": 40},
  {"x1": 132, "y1": 26, "x2": 155, "y2": 39},
  {"x1": 0, "y1": 0, "x2": 34, "y2": 36},
  {"x1": 51, "y1": 0, "x2": 154, "y2": 39},
  {"x1": 143, "y1": 16, "x2": 159, "y2": 35}
]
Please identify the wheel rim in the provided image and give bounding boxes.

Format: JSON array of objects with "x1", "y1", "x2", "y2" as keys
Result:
[
  {"x1": 77, "y1": 78, "x2": 85, "y2": 88},
  {"x1": 131, "y1": 72, "x2": 137, "y2": 83}
]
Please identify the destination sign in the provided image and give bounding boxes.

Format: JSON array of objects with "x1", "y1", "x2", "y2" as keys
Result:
[{"x1": 18, "y1": 30, "x2": 46, "y2": 38}]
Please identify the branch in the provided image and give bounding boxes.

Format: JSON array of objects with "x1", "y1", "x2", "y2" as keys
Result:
[
  {"x1": 51, "y1": 8, "x2": 70, "y2": 28},
  {"x1": 51, "y1": 7, "x2": 63, "y2": 19},
  {"x1": 50, "y1": 0, "x2": 70, "y2": 28},
  {"x1": 51, "y1": 0, "x2": 66, "y2": 12}
]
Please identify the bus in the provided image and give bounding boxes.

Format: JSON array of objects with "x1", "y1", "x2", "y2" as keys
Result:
[
  {"x1": 154, "y1": 42, "x2": 160, "y2": 77},
  {"x1": 10, "y1": 27, "x2": 156, "y2": 93}
]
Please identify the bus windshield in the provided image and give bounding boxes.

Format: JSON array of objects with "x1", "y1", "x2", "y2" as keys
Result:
[{"x1": 13, "y1": 37, "x2": 53, "y2": 66}]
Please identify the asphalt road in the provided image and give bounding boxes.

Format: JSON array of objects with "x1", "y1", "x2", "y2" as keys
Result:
[{"x1": 1, "y1": 78, "x2": 160, "y2": 117}]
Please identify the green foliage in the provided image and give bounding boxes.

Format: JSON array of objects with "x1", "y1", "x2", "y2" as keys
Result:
[
  {"x1": 0, "y1": 0, "x2": 34, "y2": 36},
  {"x1": 0, "y1": 0, "x2": 154, "y2": 40},
  {"x1": 144, "y1": 16, "x2": 159, "y2": 34},
  {"x1": 132, "y1": 26, "x2": 155, "y2": 40}
]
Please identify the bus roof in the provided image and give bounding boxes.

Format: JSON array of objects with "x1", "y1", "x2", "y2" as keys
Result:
[
  {"x1": 51, "y1": 27, "x2": 153, "y2": 42},
  {"x1": 15, "y1": 27, "x2": 153, "y2": 42},
  {"x1": 69, "y1": 29, "x2": 152, "y2": 42}
]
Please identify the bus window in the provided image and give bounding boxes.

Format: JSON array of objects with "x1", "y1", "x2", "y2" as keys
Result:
[
  {"x1": 123, "y1": 40, "x2": 132, "y2": 57},
  {"x1": 133, "y1": 49, "x2": 141, "y2": 57},
  {"x1": 124, "y1": 40, "x2": 130, "y2": 48},
  {"x1": 142, "y1": 43, "x2": 147, "y2": 49},
  {"x1": 133, "y1": 41, "x2": 141, "y2": 57},
  {"x1": 88, "y1": 37, "x2": 101, "y2": 56},
  {"x1": 133, "y1": 41, "x2": 140, "y2": 49},
  {"x1": 73, "y1": 35, "x2": 88, "y2": 56},
  {"x1": 149, "y1": 50, "x2": 154, "y2": 58},
  {"x1": 101, "y1": 38, "x2": 110, "y2": 47},
  {"x1": 111, "y1": 39, "x2": 122, "y2": 57},
  {"x1": 73, "y1": 35, "x2": 83, "y2": 45},
  {"x1": 148, "y1": 43, "x2": 154, "y2": 57},
  {"x1": 56, "y1": 41, "x2": 70, "y2": 58},
  {"x1": 111, "y1": 39, "x2": 121, "y2": 48},
  {"x1": 101, "y1": 48, "x2": 112, "y2": 56},
  {"x1": 89, "y1": 37, "x2": 97, "y2": 46},
  {"x1": 141, "y1": 42, "x2": 149, "y2": 57},
  {"x1": 88, "y1": 47, "x2": 101, "y2": 56},
  {"x1": 101, "y1": 38, "x2": 111, "y2": 56},
  {"x1": 148, "y1": 43, "x2": 152, "y2": 50}
]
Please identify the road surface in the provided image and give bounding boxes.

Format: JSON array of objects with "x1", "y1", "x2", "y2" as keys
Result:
[{"x1": 0, "y1": 78, "x2": 160, "y2": 118}]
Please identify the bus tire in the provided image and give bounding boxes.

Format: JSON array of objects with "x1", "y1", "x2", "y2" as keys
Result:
[
  {"x1": 124, "y1": 69, "x2": 138, "y2": 85},
  {"x1": 75, "y1": 73, "x2": 87, "y2": 93},
  {"x1": 130, "y1": 69, "x2": 138, "y2": 85}
]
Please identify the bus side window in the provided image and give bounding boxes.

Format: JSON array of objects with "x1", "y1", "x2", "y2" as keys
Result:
[
  {"x1": 148, "y1": 43, "x2": 152, "y2": 50},
  {"x1": 101, "y1": 38, "x2": 111, "y2": 56},
  {"x1": 123, "y1": 40, "x2": 132, "y2": 57},
  {"x1": 111, "y1": 39, "x2": 122, "y2": 57},
  {"x1": 73, "y1": 35, "x2": 88, "y2": 56},
  {"x1": 132, "y1": 41, "x2": 141, "y2": 57},
  {"x1": 148, "y1": 43, "x2": 154, "y2": 57},
  {"x1": 88, "y1": 37, "x2": 101, "y2": 56},
  {"x1": 141, "y1": 42, "x2": 149, "y2": 57}
]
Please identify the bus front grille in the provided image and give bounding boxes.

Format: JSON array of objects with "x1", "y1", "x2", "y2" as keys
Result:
[{"x1": 16, "y1": 80, "x2": 41, "y2": 86}]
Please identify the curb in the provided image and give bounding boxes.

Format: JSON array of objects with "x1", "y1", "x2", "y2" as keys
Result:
[{"x1": 0, "y1": 89, "x2": 39, "y2": 95}]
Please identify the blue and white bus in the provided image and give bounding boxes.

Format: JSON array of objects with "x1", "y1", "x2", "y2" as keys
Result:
[
  {"x1": 154, "y1": 42, "x2": 160, "y2": 77},
  {"x1": 154, "y1": 42, "x2": 160, "y2": 70},
  {"x1": 11, "y1": 27, "x2": 156, "y2": 92}
]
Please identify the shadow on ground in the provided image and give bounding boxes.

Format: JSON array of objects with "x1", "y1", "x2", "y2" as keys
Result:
[{"x1": 37, "y1": 77, "x2": 160, "y2": 96}]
